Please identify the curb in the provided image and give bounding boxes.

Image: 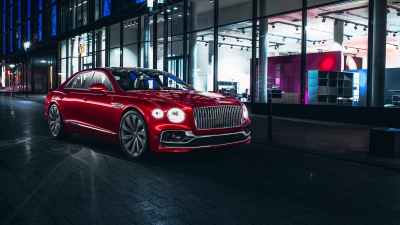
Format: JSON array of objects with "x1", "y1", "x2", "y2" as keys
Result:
[{"x1": 253, "y1": 140, "x2": 400, "y2": 171}]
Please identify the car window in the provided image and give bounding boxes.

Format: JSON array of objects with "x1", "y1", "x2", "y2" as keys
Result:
[
  {"x1": 89, "y1": 72, "x2": 114, "y2": 92},
  {"x1": 112, "y1": 71, "x2": 136, "y2": 91},
  {"x1": 65, "y1": 72, "x2": 93, "y2": 89},
  {"x1": 110, "y1": 69, "x2": 194, "y2": 91}
]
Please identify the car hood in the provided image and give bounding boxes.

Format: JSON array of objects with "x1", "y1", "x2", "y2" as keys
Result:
[{"x1": 129, "y1": 90, "x2": 241, "y2": 107}]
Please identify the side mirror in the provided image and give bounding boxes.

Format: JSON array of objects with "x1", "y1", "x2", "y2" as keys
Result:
[{"x1": 89, "y1": 83, "x2": 107, "y2": 94}]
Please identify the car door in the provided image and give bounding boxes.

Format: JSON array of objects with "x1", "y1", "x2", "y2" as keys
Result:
[
  {"x1": 81, "y1": 71, "x2": 120, "y2": 134},
  {"x1": 59, "y1": 71, "x2": 94, "y2": 126}
]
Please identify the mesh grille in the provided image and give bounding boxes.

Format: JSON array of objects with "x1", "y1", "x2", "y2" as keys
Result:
[{"x1": 193, "y1": 106, "x2": 242, "y2": 130}]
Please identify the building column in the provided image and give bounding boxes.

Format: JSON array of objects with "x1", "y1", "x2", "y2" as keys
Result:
[
  {"x1": 331, "y1": 20, "x2": 344, "y2": 70},
  {"x1": 257, "y1": 1, "x2": 268, "y2": 103},
  {"x1": 208, "y1": 40, "x2": 214, "y2": 92},
  {"x1": 368, "y1": 0, "x2": 386, "y2": 107},
  {"x1": 189, "y1": 1, "x2": 197, "y2": 86},
  {"x1": 143, "y1": 15, "x2": 150, "y2": 68}
]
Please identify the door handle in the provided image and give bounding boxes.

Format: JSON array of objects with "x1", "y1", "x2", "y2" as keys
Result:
[
  {"x1": 59, "y1": 96, "x2": 64, "y2": 100},
  {"x1": 83, "y1": 96, "x2": 88, "y2": 101}
]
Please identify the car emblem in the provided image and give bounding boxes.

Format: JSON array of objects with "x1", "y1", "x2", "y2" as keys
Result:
[{"x1": 215, "y1": 98, "x2": 220, "y2": 103}]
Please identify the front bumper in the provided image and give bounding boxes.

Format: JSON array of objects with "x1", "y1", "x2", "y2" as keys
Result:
[{"x1": 159, "y1": 125, "x2": 251, "y2": 149}]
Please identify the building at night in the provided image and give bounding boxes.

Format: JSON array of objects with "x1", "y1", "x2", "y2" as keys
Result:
[{"x1": 0, "y1": 0, "x2": 399, "y2": 121}]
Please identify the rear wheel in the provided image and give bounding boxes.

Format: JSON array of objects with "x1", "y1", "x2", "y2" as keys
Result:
[
  {"x1": 48, "y1": 104, "x2": 71, "y2": 138},
  {"x1": 119, "y1": 110, "x2": 149, "y2": 159}
]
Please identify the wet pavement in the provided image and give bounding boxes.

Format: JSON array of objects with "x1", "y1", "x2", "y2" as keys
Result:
[{"x1": 2, "y1": 92, "x2": 400, "y2": 224}]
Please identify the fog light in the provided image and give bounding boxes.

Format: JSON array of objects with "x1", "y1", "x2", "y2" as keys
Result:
[
  {"x1": 243, "y1": 125, "x2": 251, "y2": 135},
  {"x1": 161, "y1": 131, "x2": 187, "y2": 142}
]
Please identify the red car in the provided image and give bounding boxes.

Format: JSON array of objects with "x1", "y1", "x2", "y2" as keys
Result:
[{"x1": 45, "y1": 68, "x2": 251, "y2": 159}]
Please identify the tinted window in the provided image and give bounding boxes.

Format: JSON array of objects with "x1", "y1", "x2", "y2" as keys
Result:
[
  {"x1": 65, "y1": 72, "x2": 93, "y2": 89},
  {"x1": 111, "y1": 69, "x2": 194, "y2": 91},
  {"x1": 89, "y1": 72, "x2": 114, "y2": 92}
]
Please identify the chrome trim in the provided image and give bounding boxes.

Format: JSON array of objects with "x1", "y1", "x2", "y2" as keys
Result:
[
  {"x1": 111, "y1": 103, "x2": 123, "y2": 108},
  {"x1": 160, "y1": 130, "x2": 250, "y2": 145},
  {"x1": 65, "y1": 120, "x2": 117, "y2": 135},
  {"x1": 193, "y1": 106, "x2": 243, "y2": 130},
  {"x1": 162, "y1": 136, "x2": 251, "y2": 149}
]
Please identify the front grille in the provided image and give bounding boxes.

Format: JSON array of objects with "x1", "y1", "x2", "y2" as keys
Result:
[{"x1": 193, "y1": 106, "x2": 242, "y2": 130}]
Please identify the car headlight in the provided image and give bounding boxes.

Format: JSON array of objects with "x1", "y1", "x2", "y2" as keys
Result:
[
  {"x1": 242, "y1": 104, "x2": 249, "y2": 119},
  {"x1": 152, "y1": 109, "x2": 164, "y2": 119},
  {"x1": 167, "y1": 108, "x2": 185, "y2": 123}
]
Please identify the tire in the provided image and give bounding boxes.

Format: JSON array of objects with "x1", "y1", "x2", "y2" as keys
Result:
[
  {"x1": 48, "y1": 104, "x2": 71, "y2": 139},
  {"x1": 119, "y1": 110, "x2": 149, "y2": 159}
]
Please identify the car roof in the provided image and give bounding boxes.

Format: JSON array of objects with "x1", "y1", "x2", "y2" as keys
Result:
[{"x1": 104, "y1": 67, "x2": 168, "y2": 75}]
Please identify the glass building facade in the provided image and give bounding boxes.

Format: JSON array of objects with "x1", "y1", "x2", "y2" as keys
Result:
[{"x1": 0, "y1": 0, "x2": 398, "y2": 108}]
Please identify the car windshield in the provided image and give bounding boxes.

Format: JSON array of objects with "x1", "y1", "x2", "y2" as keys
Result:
[{"x1": 111, "y1": 68, "x2": 194, "y2": 91}]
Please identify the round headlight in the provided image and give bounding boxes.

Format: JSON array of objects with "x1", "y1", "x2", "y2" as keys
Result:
[
  {"x1": 152, "y1": 109, "x2": 164, "y2": 119},
  {"x1": 167, "y1": 108, "x2": 186, "y2": 123},
  {"x1": 242, "y1": 104, "x2": 249, "y2": 119}
]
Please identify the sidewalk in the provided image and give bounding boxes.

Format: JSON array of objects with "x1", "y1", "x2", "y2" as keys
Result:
[{"x1": 4, "y1": 90, "x2": 400, "y2": 170}]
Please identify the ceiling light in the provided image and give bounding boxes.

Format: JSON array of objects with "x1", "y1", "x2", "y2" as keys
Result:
[
  {"x1": 210, "y1": 0, "x2": 213, "y2": 2},
  {"x1": 166, "y1": 9, "x2": 170, "y2": 12},
  {"x1": 173, "y1": 7, "x2": 178, "y2": 10}
]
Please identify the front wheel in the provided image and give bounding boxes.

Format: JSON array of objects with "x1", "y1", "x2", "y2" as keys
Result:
[
  {"x1": 48, "y1": 104, "x2": 71, "y2": 138},
  {"x1": 119, "y1": 110, "x2": 149, "y2": 159}
]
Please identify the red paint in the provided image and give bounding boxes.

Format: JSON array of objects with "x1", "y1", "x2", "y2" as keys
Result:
[{"x1": 45, "y1": 68, "x2": 251, "y2": 153}]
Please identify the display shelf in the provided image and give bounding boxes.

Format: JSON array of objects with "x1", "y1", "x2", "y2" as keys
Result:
[{"x1": 308, "y1": 70, "x2": 354, "y2": 105}]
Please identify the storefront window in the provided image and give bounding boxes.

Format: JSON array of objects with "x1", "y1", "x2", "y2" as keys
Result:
[
  {"x1": 257, "y1": 0, "x2": 301, "y2": 18},
  {"x1": 94, "y1": 27, "x2": 106, "y2": 67},
  {"x1": 385, "y1": 0, "x2": 400, "y2": 106},
  {"x1": 123, "y1": 17, "x2": 139, "y2": 67},
  {"x1": 218, "y1": 0, "x2": 251, "y2": 26},
  {"x1": 109, "y1": 22, "x2": 120, "y2": 67},
  {"x1": 189, "y1": 29, "x2": 214, "y2": 92},
  {"x1": 217, "y1": 21, "x2": 252, "y2": 101},
  {"x1": 306, "y1": 1, "x2": 368, "y2": 107},
  {"x1": 187, "y1": 0, "x2": 214, "y2": 32}
]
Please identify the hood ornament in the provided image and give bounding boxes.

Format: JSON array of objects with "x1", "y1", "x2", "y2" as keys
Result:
[{"x1": 215, "y1": 97, "x2": 220, "y2": 103}]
